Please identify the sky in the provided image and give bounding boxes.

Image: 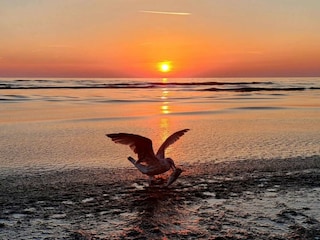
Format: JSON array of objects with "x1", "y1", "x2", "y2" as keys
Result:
[{"x1": 0, "y1": 0, "x2": 320, "y2": 78}]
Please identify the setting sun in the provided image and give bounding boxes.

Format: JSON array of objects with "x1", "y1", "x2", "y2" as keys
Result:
[{"x1": 158, "y1": 62, "x2": 172, "y2": 73}]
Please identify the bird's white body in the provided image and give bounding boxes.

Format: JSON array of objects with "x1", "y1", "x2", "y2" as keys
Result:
[
  {"x1": 106, "y1": 129, "x2": 189, "y2": 186},
  {"x1": 128, "y1": 156, "x2": 171, "y2": 176}
]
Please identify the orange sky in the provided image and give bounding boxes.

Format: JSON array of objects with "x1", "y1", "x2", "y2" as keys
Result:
[{"x1": 1, "y1": 0, "x2": 320, "y2": 77}]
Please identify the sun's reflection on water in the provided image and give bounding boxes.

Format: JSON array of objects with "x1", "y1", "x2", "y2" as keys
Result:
[
  {"x1": 160, "y1": 79, "x2": 171, "y2": 115},
  {"x1": 159, "y1": 78, "x2": 172, "y2": 144},
  {"x1": 160, "y1": 118, "x2": 170, "y2": 146},
  {"x1": 161, "y1": 104, "x2": 170, "y2": 114},
  {"x1": 161, "y1": 89, "x2": 169, "y2": 98}
]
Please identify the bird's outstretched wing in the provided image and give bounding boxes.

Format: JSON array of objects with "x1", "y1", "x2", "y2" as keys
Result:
[
  {"x1": 156, "y1": 129, "x2": 190, "y2": 159},
  {"x1": 106, "y1": 133, "x2": 156, "y2": 162}
]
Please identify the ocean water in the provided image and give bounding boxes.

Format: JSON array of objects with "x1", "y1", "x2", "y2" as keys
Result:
[{"x1": 0, "y1": 77, "x2": 319, "y2": 173}]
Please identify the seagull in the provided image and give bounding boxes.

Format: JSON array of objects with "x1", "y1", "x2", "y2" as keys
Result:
[{"x1": 106, "y1": 129, "x2": 190, "y2": 186}]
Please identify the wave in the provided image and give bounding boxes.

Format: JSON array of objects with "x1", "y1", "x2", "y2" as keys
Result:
[
  {"x1": 0, "y1": 80, "x2": 272, "y2": 89},
  {"x1": 0, "y1": 79, "x2": 319, "y2": 93},
  {"x1": 203, "y1": 87, "x2": 307, "y2": 92}
]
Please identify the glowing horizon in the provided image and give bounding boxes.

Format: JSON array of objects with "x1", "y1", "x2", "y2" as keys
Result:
[
  {"x1": 0, "y1": 1, "x2": 320, "y2": 78},
  {"x1": 140, "y1": 10, "x2": 191, "y2": 16}
]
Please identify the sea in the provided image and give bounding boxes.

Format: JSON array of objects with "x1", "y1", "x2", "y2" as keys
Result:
[{"x1": 0, "y1": 77, "x2": 319, "y2": 174}]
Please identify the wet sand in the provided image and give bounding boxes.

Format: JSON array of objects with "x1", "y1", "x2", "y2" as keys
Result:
[{"x1": 1, "y1": 156, "x2": 320, "y2": 239}]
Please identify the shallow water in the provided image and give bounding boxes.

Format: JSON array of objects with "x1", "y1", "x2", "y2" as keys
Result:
[{"x1": 0, "y1": 77, "x2": 319, "y2": 173}]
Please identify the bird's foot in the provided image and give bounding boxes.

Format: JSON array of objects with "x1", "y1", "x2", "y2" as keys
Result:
[
  {"x1": 146, "y1": 176, "x2": 165, "y2": 187},
  {"x1": 150, "y1": 177, "x2": 166, "y2": 186}
]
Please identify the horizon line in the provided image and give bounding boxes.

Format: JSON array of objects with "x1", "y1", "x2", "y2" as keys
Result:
[{"x1": 140, "y1": 10, "x2": 191, "y2": 16}]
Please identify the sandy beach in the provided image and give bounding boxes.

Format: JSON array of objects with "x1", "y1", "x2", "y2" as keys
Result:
[{"x1": 1, "y1": 155, "x2": 319, "y2": 239}]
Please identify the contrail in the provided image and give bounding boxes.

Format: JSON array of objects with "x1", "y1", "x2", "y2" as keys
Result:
[{"x1": 140, "y1": 10, "x2": 191, "y2": 16}]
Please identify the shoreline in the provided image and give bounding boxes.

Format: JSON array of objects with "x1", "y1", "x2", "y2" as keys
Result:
[{"x1": 1, "y1": 156, "x2": 320, "y2": 239}]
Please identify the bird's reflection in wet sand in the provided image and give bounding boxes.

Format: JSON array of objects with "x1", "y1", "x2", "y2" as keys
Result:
[{"x1": 124, "y1": 186, "x2": 189, "y2": 239}]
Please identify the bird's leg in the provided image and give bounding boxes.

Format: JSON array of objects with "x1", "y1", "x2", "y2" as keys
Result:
[{"x1": 148, "y1": 175, "x2": 156, "y2": 186}]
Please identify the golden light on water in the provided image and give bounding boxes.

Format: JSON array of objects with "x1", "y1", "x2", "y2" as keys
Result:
[
  {"x1": 160, "y1": 117, "x2": 170, "y2": 147},
  {"x1": 161, "y1": 104, "x2": 170, "y2": 114},
  {"x1": 160, "y1": 78, "x2": 170, "y2": 114},
  {"x1": 161, "y1": 90, "x2": 169, "y2": 100}
]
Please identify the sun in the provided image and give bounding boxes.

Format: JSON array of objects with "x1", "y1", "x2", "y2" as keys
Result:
[{"x1": 158, "y1": 61, "x2": 172, "y2": 73}]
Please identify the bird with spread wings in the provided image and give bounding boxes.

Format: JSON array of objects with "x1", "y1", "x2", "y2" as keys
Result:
[{"x1": 106, "y1": 129, "x2": 189, "y2": 186}]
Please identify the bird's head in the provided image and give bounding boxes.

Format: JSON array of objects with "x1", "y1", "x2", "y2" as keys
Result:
[{"x1": 166, "y1": 158, "x2": 175, "y2": 168}]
